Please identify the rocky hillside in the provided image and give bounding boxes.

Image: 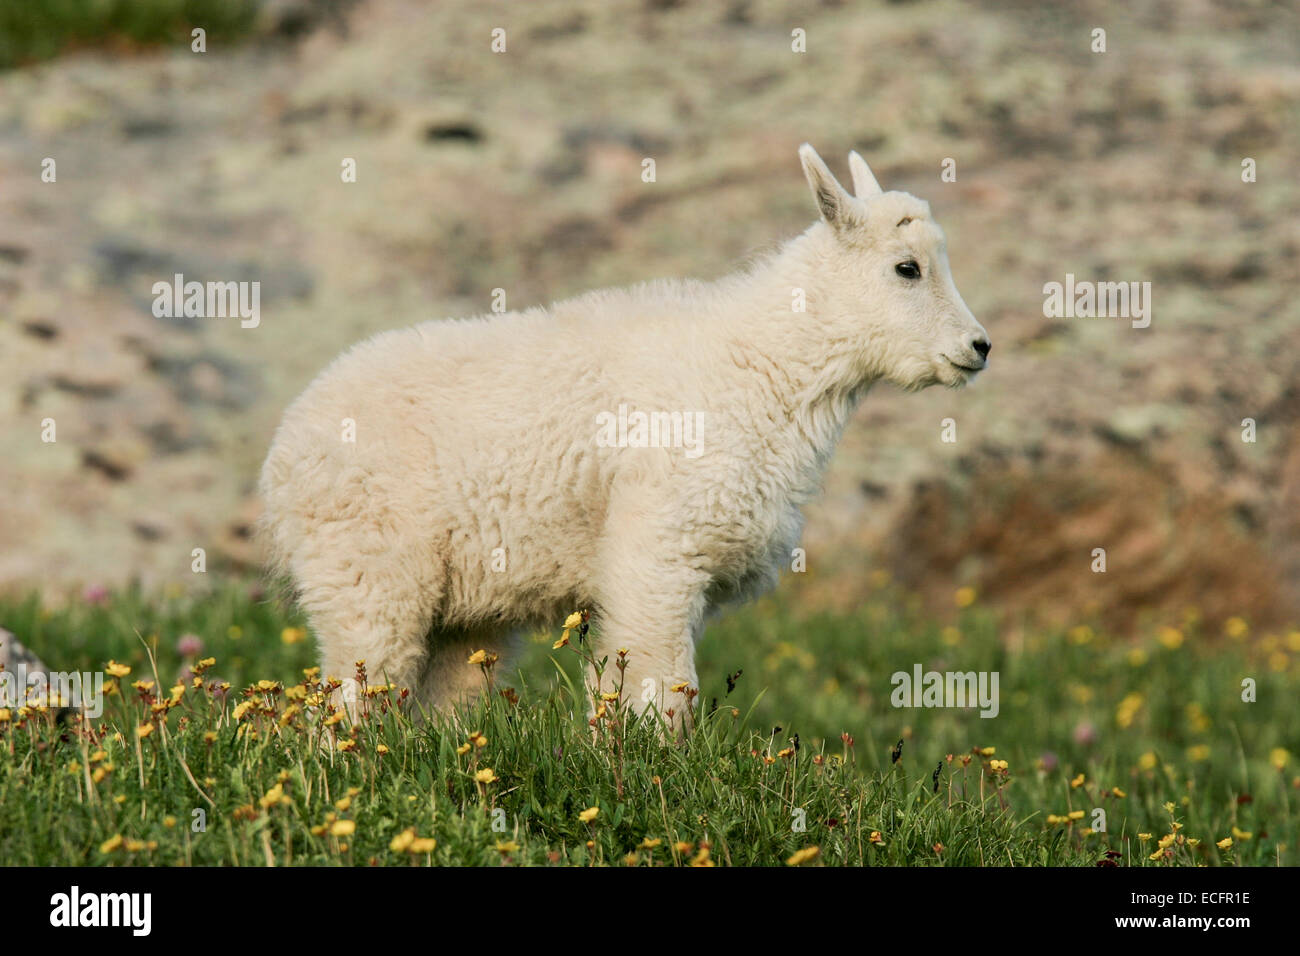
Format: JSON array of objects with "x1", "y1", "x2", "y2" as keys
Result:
[{"x1": 1, "y1": 0, "x2": 1297, "y2": 634}]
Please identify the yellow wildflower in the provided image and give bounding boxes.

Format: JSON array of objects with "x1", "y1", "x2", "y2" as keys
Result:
[
  {"x1": 1116, "y1": 693, "x2": 1144, "y2": 729},
  {"x1": 1157, "y1": 626, "x2": 1184, "y2": 650},
  {"x1": 99, "y1": 834, "x2": 124, "y2": 854},
  {"x1": 786, "y1": 846, "x2": 820, "y2": 866}
]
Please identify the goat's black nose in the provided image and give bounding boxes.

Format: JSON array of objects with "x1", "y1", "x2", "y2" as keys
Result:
[{"x1": 973, "y1": 338, "x2": 991, "y2": 359}]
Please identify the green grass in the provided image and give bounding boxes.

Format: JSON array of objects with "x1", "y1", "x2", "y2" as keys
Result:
[
  {"x1": 0, "y1": 583, "x2": 1293, "y2": 866},
  {"x1": 0, "y1": 0, "x2": 261, "y2": 70}
]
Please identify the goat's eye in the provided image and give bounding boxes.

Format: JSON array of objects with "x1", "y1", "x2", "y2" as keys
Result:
[{"x1": 895, "y1": 260, "x2": 921, "y2": 280}]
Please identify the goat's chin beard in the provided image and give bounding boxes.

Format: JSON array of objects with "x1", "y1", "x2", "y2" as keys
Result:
[
  {"x1": 885, "y1": 361, "x2": 947, "y2": 393},
  {"x1": 936, "y1": 360, "x2": 979, "y2": 390},
  {"x1": 887, "y1": 361, "x2": 978, "y2": 392}
]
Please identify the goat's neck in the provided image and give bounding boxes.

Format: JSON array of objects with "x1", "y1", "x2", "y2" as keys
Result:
[{"x1": 723, "y1": 230, "x2": 876, "y2": 487}]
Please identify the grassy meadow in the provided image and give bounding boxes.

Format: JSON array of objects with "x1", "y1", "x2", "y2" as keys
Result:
[
  {"x1": 0, "y1": 582, "x2": 1293, "y2": 867},
  {"x1": 0, "y1": 0, "x2": 262, "y2": 70}
]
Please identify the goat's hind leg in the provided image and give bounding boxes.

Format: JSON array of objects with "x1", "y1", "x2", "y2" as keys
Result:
[
  {"x1": 412, "y1": 627, "x2": 522, "y2": 725},
  {"x1": 295, "y1": 550, "x2": 435, "y2": 720}
]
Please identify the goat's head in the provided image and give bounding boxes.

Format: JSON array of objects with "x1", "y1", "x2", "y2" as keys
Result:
[{"x1": 797, "y1": 144, "x2": 990, "y2": 390}]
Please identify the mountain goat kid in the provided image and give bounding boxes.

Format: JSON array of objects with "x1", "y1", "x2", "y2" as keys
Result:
[{"x1": 259, "y1": 144, "x2": 990, "y2": 727}]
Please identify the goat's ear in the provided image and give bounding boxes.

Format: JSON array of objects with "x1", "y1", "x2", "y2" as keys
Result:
[
  {"x1": 799, "y1": 143, "x2": 858, "y2": 230},
  {"x1": 848, "y1": 150, "x2": 883, "y2": 198}
]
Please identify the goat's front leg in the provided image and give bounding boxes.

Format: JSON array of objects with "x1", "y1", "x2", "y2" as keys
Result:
[{"x1": 589, "y1": 537, "x2": 710, "y2": 734}]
